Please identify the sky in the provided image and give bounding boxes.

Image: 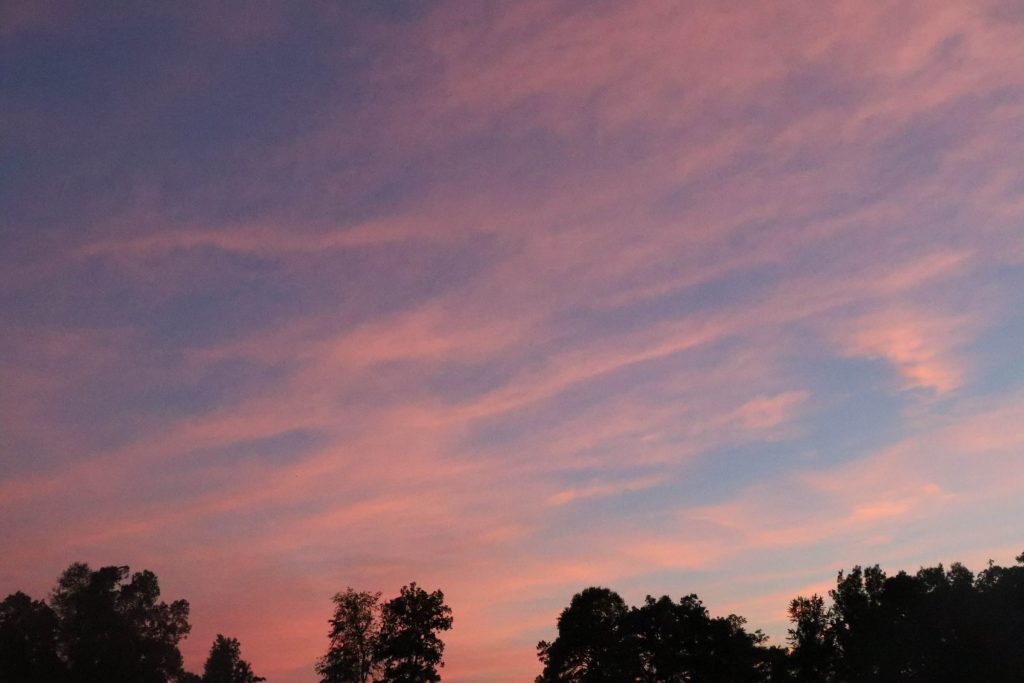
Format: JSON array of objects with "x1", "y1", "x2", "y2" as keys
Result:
[{"x1": 2, "y1": 1, "x2": 1024, "y2": 680}]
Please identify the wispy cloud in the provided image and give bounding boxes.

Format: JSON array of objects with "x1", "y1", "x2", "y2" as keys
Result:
[{"x1": 2, "y1": 1, "x2": 1023, "y2": 681}]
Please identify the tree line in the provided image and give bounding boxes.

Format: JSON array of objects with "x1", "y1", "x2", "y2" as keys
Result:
[
  {"x1": 3, "y1": 553, "x2": 1024, "y2": 682},
  {"x1": 536, "y1": 552, "x2": 1024, "y2": 682},
  {"x1": 0, "y1": 563, "x2": 451, "y2": 683}
]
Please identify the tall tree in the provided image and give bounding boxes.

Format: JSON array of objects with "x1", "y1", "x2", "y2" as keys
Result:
[
  {"x1": 202, "y1": 634, "x2": 264, "y2": 683},
  {"x1": 317, "y1": 589, "x2": 382, "y2": 683},
  {"x1": 538, "y1": 588, "x2": 770, "y2": 682},
  {"x1": 376, "y1": 583, "x2": 453, "y2": 683},
  {"x1": 536, "y1": 587, "x2": 636, "y2": 682},
  {"x1": 49, "y1": 562, "x2": 191, "y2": 683},
  {"x1": 786, "y1": 594, "x2": 834, "y2": 682},
  {"x1": 782, "y1": 554, "x2": 1024, "y2": 682},
  {"x1": 0, "y1": 591, "x2": 65, "y2": 682}
]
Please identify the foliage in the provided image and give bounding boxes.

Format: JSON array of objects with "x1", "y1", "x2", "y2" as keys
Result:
[
  {"x1": 5, "y1": 553, "x2": 1024, "y2": 682},
  {"x1": 317, "y1": 583, "x2": 452, "y2": 683},
  {"x1": 0, "y1": 562, "x2": 254, "y2": 683},
  {"x1": 317, "y1": 589, "x2": 382, "y2": 683},
  {"x1": 203, "y1": 634, "x2": 264, "y2": 683},
  {"x1": 536, "y1": 588, "x2": 770, "y2": 682},
  {"x1": 375, "y1": 583, "x2": 454, "y2": 683},
  {"x1": 536, "y1": 587, "x2": 634, "y2": 681},
  {"x1": 49, "y1": 563, "x2": 191, "y2": 683},
  {"x1": 538, "y1": 553, "x2": 1024, "y2": 682},
  {"x1": 785, "y1": 554, "x2": 1024, "y2": 681},
  {"x1": 786, "y1": 594, "x2": 833, "y2": 681},
  {"x1": 0, "y1": 591, "x2": 64, "y2": 682}
]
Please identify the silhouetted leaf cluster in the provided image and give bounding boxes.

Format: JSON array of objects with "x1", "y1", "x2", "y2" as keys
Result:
[
  {"x1": 535, "y1": 587, "x2": 776, "y2": 682},
  {"x1": 317, "y1": 582, "x2": 453, "y2": 683},
  {"x1": 1, "y1": 563, "x2": 452, "y2": 683},
  {"x1": 538, "y1": 552, "x2": 1024, "y2": 682},
  {"x1": 5, "y1": 554, "x2": 1024, "y2": 681},
  {"x1": 0, "y1": 563, "x2": 260, "y2": 683},
  {"x1": 785, "y1": 553, "x2": 1024, "y2": 681},
  {"x1": 201, "y1": 634, "x2": 265, "y2": 683}
]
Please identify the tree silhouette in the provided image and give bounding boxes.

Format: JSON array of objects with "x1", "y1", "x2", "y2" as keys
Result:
[
  {"x1": 317, "y1": 589, "x2": 382, "y2": 683},
  {"x1": 0, "y1": 591, "x2": 64, "y2": 682},
  {"x1": 375, "y1": 583, "x2": 453, "y2": 683},
  {"x1": 5, "y1": 553, "x2": 1024, "y2": 682},
  {"x1": 0, "y1": 563, "x2": 275, "y2": 682},
  {"x1": 633, "y1": 594, "x2": 770, "y2": 682},
  {"x1": 50, "y1": 563, "x2": 191, "y2": 683},
  {"x1": 786, "y1": 594, "x2": 833, "y2": 681},
  {"x1": 784, "y1": 553, "x2": 1024, "y2": 681},
  {"x1": 202, "y1": 634, "x2": 264, "y2": 683},
  {"x1": 537, "y1": 588, "x2": 770, "y2": 682},
  {"x1": 536, "y1": 587, "x2": 634, "y2": 682}
]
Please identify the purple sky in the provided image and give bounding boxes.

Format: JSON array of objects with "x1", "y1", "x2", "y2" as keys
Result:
[{"x1": 2, "y1": 1, "x2": 1024, "y2": 680}]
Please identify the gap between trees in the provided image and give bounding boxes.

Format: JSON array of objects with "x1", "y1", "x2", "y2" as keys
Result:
[{"x1": 3, "y1": 553, "x2": 1024, "y2": 681}]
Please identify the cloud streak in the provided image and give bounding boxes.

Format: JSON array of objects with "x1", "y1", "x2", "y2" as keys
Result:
[{"x1": 2, "y1": 1, "x2": 1024, "y2": 681}]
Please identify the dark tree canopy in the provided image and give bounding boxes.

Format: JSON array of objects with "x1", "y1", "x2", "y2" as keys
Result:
[
  {"x1": 537, "y1": 553, "x2": 1024, "y2": 682},
  {"x1": 317, "y1": 589, "x2": 382, "y2": 683},
  {"x1": 0, "y1": 591, "x2": 64, "y2": 683},
  {"x1": 375, "y1": 583, "x2": 454, "y2": 683},
  {"x1": 0, "y1": 562, "x2": 248, "y2": 683},
  {"x1": 628, "y1": 594, "x2": 769, "y2": 682},
  {"x1": 5, "y1": 553, "x2": 1024, "y2": 682},
  {"x1": 202, "y1": 634, "x2": 264, "y2": 683},
  {"x1": 49, "y1": 563, "x2": 191, "y2": 683},
  {"x1": 786, "y1": 554, "x2": 1024, "y2": 682},
  {"x1": 786, "y1": 594, "x2": 834, "y2": 681},
  {"x1": 536, "y1": 587, "x2": 635, "y2": 682},
  {"x1": 536, "y1": 588, "x2": 770, "y2": 682},
  {"x1": 316, "y1": 583, "x2": 452, "y2": 683}
]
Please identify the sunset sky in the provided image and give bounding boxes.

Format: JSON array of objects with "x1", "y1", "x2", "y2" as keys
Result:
[{"x1": 2, "y1": 1, "x2": 1024, "y2": 680}]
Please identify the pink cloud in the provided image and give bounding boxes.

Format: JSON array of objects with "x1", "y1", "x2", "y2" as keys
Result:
[
  {"x1": 729, "y1": 391, "x2": 810, "y2": 432},
  {"x1": 547, "y1": 474, "x2": 669, "y2": 507},
  {"x1": 4, "y1": 2, "x2": 1024, "y2": 681},
  {"x1": 833, "y1": 307, "x2": 977, "y2": 394}
]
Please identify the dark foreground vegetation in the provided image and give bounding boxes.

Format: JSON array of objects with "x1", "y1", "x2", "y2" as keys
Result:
[
  {"x1": 2, "y1": 553, "x2": 1023, "y2": 682},
  {"x1": 536, "y1": 552, "x2": 1024, "y2": 682},
  {"x1": 0, "y1": 564, "x2": 450, "y2": 683}
]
